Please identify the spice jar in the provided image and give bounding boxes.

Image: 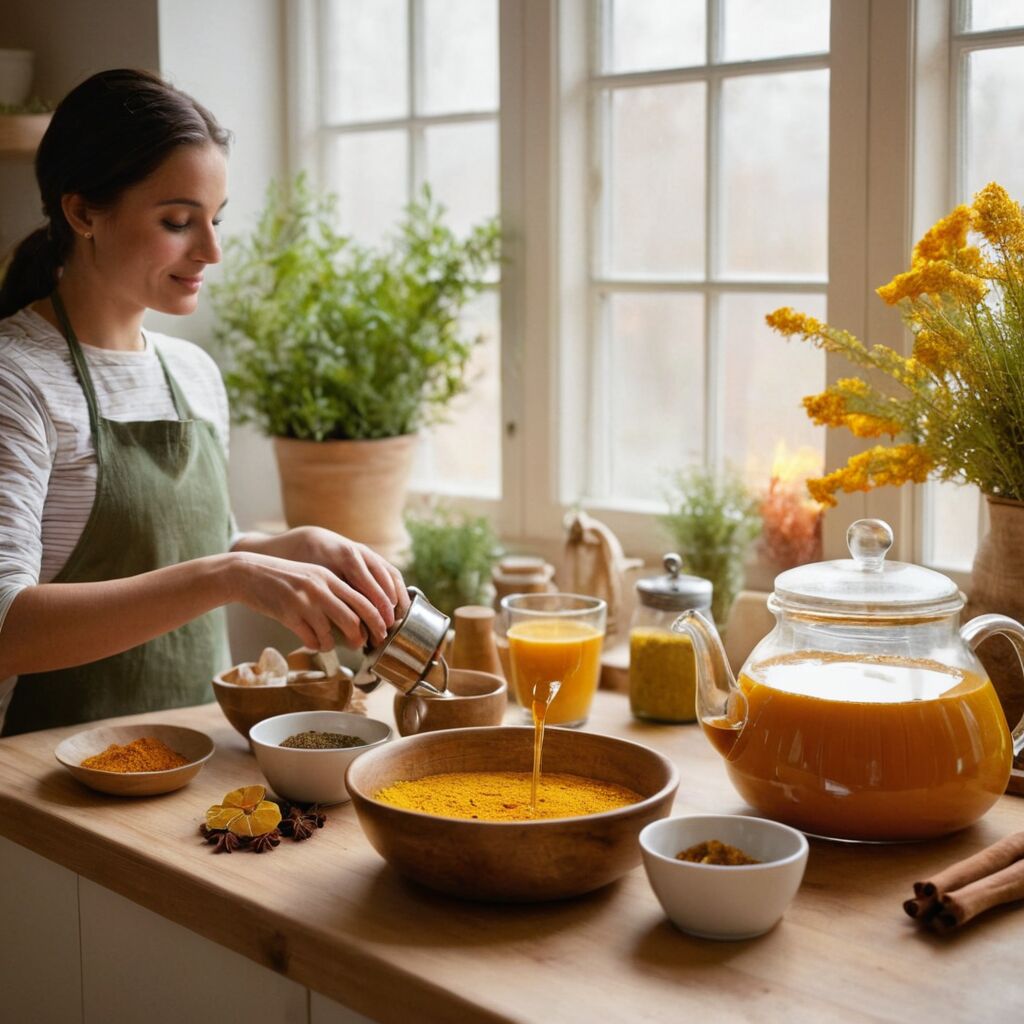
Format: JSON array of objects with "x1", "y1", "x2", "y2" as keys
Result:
[{"x1": 629, "y1": 554, "x2": 712, "y2": 723}]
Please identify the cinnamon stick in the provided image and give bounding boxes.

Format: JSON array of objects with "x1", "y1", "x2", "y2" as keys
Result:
[
  {"x1": 913, "y1": 831, "x2": 1024, "y2": 899},
  {"x1": 929, "y1": 859, "x2": 1024, "y2": 933}
]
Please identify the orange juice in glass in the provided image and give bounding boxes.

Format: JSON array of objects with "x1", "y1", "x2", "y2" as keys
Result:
[{"x1": 502, "y1": 594, "x2": 607, "y2": 727}]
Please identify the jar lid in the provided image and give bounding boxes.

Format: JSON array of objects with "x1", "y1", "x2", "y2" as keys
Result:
[
  {"x1": 635, "y1": 553, "x2": 712, "y2": 612},
  {"x1": 771, "y1": 519, "x2": 962, "y2": 619}
]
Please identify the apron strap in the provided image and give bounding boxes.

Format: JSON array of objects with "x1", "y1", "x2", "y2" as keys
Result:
[
  {"x1": 50, "y1": 291, "x2": 101, "y2": 438},
  {"x1": 152, "y1": 341, "x2": 193, "y2": 421}
]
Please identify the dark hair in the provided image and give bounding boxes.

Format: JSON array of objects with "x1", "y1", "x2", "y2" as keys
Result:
[{"x1": 0, "y1": 68, "x2": 230, "y2": 319}]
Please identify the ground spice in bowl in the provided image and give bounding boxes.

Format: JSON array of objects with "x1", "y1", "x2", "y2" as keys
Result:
[
  {"x1": 375, "y1": 770, "x2": 642, "y2": 821},
  {"x1": 676, "y1": 839, "x2": 761, "y2": 865},
  {"x1": 280, "y1": 730, "x2": 366, "y2": 750},
  {"x1": 81, "y1": 736, "x2": 188, "y2": 773}
]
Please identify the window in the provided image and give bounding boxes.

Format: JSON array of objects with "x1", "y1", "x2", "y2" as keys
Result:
[
  {"x1": 295, "y1": 1, "x2": 1017, "y2": 564},
  {"x1": 579, "y1": 0, "x2": 830, "y2": 511},
  {"x1": 919, "y1": 0, "x2": 1024, "y2": 572},
  {"x1": 315, "y1": 0, "x2": 501, "y2": 498}
]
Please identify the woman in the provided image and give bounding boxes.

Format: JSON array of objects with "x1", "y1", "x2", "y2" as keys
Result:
[{"x1": 0, "y1": 69, "x2": 407, "y2": 736}]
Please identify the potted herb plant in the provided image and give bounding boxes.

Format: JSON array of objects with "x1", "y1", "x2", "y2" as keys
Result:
[
  {"x1": 660, "y1": 466, "x2": 763, "y2": 628},
  {"x1": 211, "y1": 176, "x2": 501, "y2": 560},
  {"x1": 403, "y1": 504, "x2": 502, "y2": 617}
]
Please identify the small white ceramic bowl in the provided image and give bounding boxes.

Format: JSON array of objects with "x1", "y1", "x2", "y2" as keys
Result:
[
  {"x1": 249, "y1": 710, "x2": 391, "y2": 806},
  {"x1": 639, "y1": 814, "x2": 809, "y2": 940}
]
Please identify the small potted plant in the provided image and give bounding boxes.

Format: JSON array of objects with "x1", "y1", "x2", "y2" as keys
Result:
[
  {"x1": 211, "y1": 176, "x2": 501, "y2": 560},
  {"x1": 660, "y1": 467, "x2": 763, "y2": 628},
  {"x1": 403, "y1": 504, "x2": 503, "y2": 617}
]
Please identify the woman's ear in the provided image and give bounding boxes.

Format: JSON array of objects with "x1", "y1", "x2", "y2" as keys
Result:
[{"x1": 60, "y1": 194, "x2": 97, "y2": 240}]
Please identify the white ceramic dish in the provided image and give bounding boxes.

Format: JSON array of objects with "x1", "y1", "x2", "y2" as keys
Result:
[
  {"x1": 639, "y1": 814, "x2": 809, "y2": 940},
  {"x1": 54, "y1": 724, "x2": 214, "y2": 797},
  {"x1": 249, "y1": 710, "x2": 391, "y2": 806}
]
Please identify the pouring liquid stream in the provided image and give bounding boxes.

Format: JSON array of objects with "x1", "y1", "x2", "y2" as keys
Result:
[{"x1": 530, "y1": 679, "x2": 561, "y2": 813}]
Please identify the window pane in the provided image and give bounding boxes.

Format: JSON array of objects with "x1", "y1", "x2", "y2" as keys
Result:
[
  {"x1": 722, "y1": 0, "x2": 829, "y2": 62},
  {"x1": 606, "y1": 293, "x2": 706, "y2": 501},
  {"x1": 421, "y1": 0, "x2": 498, "y2": 115},
  {"x1": 323, "y1": 0, "x2": 408, "y2": 123},
  {"x1": 607, "y1": 83, "x2": 706, "y2": 277},
  {"x1": 411, "y1": 291, "x2": 501, "y2": 496},
  {"x1": 965, "y1": 47, "x2": 1024, "y2": 202},
  {"x1": 924, "y1": 481, "x2": 980, "y2": 572},
  {"x1": 328, "y1": 130, "x2": 408, "y2": 245},
  {"x1": 423, "y1": 121, "x2": 499, "y2": 238},
  {"x1": 718, "y1": 292, "x2": 826, "y2": 480},
  {"x1": 966, "y1": 0, "x2": 1024, "y2": 31},
  {"x1": 606, "y1": 0, "x2": 705, "y2": 73},
  {"x1": 720, "y1": 70, "x2": 829, "y2": 278}
]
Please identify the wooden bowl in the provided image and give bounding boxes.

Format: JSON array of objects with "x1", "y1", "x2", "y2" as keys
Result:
[
  {"x1": 54, "y1": 724, "x2": 214, "y2": 797},
  {"x1": 213, "y1": 648, "x2": 354, "y2": 739},
  {"x1": 346, "y1": 726, "x2": 679, "y2": 902}
]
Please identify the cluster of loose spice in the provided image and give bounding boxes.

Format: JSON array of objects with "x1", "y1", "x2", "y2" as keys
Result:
[
  {"x1": 198, "y1": 785, "x2": 327, "y2": 854},
  {"x1": 904, "y1": 832, "x2": 1024, "y2": 933},
  {"x1": 767, "y1": 182, "x2": 1024, "y2": 508}
]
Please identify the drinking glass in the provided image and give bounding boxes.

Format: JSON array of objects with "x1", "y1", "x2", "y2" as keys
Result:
[{"x1": 501, "y1": 593, "x2": 607, "y2": 728}]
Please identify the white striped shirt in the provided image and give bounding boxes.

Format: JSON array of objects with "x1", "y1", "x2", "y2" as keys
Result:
[{"x1": 0, "y1": 308, "x2": 234, "y2": 725}]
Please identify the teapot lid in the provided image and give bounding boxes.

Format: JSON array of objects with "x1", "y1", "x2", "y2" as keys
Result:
[
  {"x1": 636, "y1": 553, "x2": 713, "y2": 611},
  {"x1": 771, "y1": 519, "x2": 963, "y2": 619}
]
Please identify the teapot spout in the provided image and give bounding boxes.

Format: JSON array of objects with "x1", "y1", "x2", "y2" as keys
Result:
[{"x1": 672, "y1": 609, "x2": 747, "y2": 740}]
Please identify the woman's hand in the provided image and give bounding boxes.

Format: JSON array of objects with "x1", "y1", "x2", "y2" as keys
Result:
[{"x1": 231, "y1": 527, "x2": 408, "y2": 650}]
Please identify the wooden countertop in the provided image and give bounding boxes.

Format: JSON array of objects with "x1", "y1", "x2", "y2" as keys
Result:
[{"x1": 1, "y1": 692, "x2": 1023, "y2": 1023}]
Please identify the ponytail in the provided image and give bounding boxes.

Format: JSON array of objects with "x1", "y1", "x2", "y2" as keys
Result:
[{"x1": 0, "y1": 227, "x2": 62, "y2": 320}]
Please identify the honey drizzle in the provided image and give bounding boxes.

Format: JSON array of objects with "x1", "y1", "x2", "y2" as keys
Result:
[{"x1": 530, "y1": 679, "x2": 561, "y2": 813}]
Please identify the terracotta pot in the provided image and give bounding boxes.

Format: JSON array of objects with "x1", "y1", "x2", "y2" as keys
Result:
[
  {"x1": 273, "y1": 434, "x2": 417, "y2": 563},
  {"x1": 965, "y1": 496, "x2": 1024, "y2": 730}
]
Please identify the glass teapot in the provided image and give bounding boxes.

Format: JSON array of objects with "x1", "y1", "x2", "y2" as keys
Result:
[{"x1": 673, "y1": 519, "x2": 1024, "y2": 842}]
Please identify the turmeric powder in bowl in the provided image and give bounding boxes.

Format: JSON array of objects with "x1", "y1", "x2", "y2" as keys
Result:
[{"x1": 375, "y1": 770, "x2": 642, "y2": 821}]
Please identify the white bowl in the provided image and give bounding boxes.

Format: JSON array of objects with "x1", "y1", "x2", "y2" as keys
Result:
[
  {"x1": 639, "y1": 814, "x2": 808, "y2": 940},
  {"x1": 249, "y1": 710, "x2": 391, "y2": 806}
]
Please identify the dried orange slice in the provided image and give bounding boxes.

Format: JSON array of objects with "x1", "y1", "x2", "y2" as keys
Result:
[{"x1": 206, "y1": 785, "x2": 282, "y2": 837}]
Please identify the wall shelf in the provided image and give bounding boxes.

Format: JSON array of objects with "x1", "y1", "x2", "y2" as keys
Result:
[{"x1": 0, "y1": 113, "x2": 50, "y2": 155}]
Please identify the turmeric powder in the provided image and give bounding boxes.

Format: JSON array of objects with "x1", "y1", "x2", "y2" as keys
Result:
[
  {"x1": 375, "y1": 771, "x2": 642, "y2": 821},
  {"x1": 81, "y1": 736, "x2": 188, "y2": 773}
]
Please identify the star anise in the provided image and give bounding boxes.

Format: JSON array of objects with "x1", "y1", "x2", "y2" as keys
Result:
[
  {"x1": 289, "y1": 815, "x2": 316, "y2": 841},
  {"x1": 250, "y1": 829, "x2": 281, "y2": 853},
  {"x1": 212, "y1": 830, "x2": 242, "y2": 854},
  {"x1": 304, "y1": 804, "x2": 327, "y2": 829}
]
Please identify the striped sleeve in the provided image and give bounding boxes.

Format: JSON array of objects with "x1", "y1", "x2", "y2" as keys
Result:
[{"x1": 0, "y1": 361, "x2": 55, "y2": 633}]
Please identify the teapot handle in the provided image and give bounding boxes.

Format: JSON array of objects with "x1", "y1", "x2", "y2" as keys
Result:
[{"x1": 961, "y1": 614, "x2": 1024, "y2": 758}]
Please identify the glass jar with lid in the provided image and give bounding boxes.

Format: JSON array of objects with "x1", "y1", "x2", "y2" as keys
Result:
[{"x1": 629, "y1": 554, "x2": 713, "y2": 722}]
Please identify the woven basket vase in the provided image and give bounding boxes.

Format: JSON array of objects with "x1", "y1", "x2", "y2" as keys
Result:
[{"x1": 964, "y1": 496, "x2": 1024, "y2": 732}]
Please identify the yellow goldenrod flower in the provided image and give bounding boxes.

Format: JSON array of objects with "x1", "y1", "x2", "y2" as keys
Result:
[
  {"x1": 912, "y1": 327, "x2": 965, "y2": 374},
  {"x1": 911, "y1": 205, "x2": 972, "y2": 264},
  {"x1": 973, "y1": 182, "x2": 1024, "y2": 254},
  {"x1": 876, "y1": 261, "x2": 987, "y2": 306},
  {"x1": 765, "y1": 307, "x2": 823, "y2": 337},
  {"x1": 807, "y1": 445, "x2": 933, "y2": 508}
]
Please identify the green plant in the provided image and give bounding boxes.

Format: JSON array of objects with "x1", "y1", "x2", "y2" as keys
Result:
[
  {"x1": 660, "y1": 467, "x2": 762, "y2": 627},
  {"x1": 403, "y1": 506, "x2": 502, "y2": 617},
  {"x1": 211, "y1": 175, "x2": 501, "y2": 441}
]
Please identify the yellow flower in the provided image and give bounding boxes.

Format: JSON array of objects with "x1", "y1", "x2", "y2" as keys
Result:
[
  {"x1": 802, "y1": 379, "x2": 902, "y2": 438},
  {"x1": 912, "y1": 327, "x2": 966, "y2": 374},
  {"x1": 972, "y1": 182, "x2": 1024, "y2": 254},
  {"x1": 876, "y1": 261, "x2": 988, "y2": 305},
  {"x1": 911, "y1": 205, "x2": 972, "y2": 264},
  {"x1": 765, "y1": 307, "x2": 823, "y2": 337},
  {"x1": 807, "y1": 445, "x2": 933, "y2": 508}
]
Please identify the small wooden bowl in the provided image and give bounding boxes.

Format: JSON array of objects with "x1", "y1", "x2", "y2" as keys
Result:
[
  {"x1": 55, "y1": 724, "x2": 214, "y2": 797},
  {"x1": 213, "y1": 649, "x2": 354, "y2": 739},
  {"x1": 346, "y1": 726, "x2": 679, "y2": 902}
]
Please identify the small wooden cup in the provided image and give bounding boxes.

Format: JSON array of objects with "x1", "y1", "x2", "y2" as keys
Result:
[
  {"x1": 393, "y1": 669, "x2": 507, "y2": 737},
  {"x1": 449, "y1": 605, "x2": 504, "y2": 677}
]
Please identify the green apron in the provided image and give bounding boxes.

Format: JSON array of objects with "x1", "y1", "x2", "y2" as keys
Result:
[{"x1": 2, "y1": 293, "x2": 232, "y2": 736}]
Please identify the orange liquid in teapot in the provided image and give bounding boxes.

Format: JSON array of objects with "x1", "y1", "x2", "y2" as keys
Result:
[{"x1": 702, "y1": 651, "x2": 1011, "y2": 841}]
